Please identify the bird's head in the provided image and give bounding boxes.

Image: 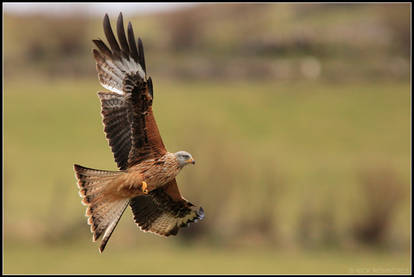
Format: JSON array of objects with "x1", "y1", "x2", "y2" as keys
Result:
[{"x1": 175, "y1": 151, "x2": 195, "y2": 168}]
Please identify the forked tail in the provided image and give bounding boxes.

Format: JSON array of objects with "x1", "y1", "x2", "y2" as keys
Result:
[{"x1": 73, "y1": 164, "x2": 129, "y2": 252}]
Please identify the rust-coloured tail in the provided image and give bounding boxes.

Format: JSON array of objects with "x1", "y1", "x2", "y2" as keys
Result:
[{"x1": 73, "y1": 164, "x2": 129, "y2": 252}]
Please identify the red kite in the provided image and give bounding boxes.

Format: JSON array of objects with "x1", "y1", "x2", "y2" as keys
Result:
[{"x1": 74, "y1": 13, "x2": 204, "y2": 253}]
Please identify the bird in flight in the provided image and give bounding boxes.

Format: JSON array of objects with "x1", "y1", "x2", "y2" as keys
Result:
[{"x1": 73, "y1": 13, "x2": 204, "y2": 253}]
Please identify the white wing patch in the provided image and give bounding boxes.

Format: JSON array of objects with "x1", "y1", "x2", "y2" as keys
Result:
[{"x1": 96, "y1": 55, "x2": 146, "y2": 95}]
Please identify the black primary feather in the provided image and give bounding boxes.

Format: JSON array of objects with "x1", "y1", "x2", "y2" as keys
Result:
[
  {"x1": 93, "y1": 39, "x2": 113, "y2": 57},
  {"x1": 127, "y1": 22, "x2": 139, "y2": 63},
  {"x1": 103, "y1": 14, "x2": 121, "y2": 59},
  {"x1": 116, "y1": 13, "x2": 130, "y2": 59},
  {"x1": 137, "y1": 37, "x2": 146, "y2": 72},
  {"x1": 148, "y1": 77, "x2": 153, "y2": 100}
]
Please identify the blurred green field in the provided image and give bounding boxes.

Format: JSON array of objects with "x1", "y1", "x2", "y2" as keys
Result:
[
  {"x1": 3, "y1": 77, "x2": 410, "y2": 274},
  {"x1": 4, "y1": 240, "x2": 410, "y2": 274}
]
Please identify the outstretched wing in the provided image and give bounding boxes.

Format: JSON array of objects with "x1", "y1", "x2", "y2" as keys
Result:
[
  {"x1": 130, "y1": 179, "x2": 204, "y2": 236},
  {"x1": 93, "y1": 13, "x2": 166, "y2": 170}
]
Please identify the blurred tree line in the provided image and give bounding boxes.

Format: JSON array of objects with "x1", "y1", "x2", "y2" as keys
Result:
[{"x1": 4, "y1": 3, "x2": 410, "y2": 82}]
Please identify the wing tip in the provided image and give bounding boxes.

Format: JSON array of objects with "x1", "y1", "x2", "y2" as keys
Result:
[
  {"x1": 197, "y1": 206, "x2": 205, "y2": 220},
  {"x1": 103, "y1": 13, "x2": 110, "y2": 29}
]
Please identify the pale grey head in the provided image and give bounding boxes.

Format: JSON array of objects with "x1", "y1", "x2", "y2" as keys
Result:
[{"x1": 174, "y1": 151, "x2": 195, "y2": 168}]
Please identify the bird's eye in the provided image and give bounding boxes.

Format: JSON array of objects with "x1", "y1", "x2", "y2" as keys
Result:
[{"x1": 183, "y1": 155, "x2": 189, "y2": 159}]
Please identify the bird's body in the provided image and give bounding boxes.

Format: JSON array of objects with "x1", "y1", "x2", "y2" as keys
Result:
[
  {"x1": 104, "y1": 152, "x2": 181, "y2": 200},
  {"x1": 73, "y1": 13, "x2": 204, "y2": 252}
]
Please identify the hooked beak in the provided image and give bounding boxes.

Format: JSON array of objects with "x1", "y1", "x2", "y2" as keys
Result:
[{"x1": 187, "y1": 158, "x2": 195, "y2": 165}]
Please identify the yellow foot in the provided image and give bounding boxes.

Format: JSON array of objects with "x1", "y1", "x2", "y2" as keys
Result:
[{"x1": 141, "y1": 181, "x2": 149, "y2": 194}]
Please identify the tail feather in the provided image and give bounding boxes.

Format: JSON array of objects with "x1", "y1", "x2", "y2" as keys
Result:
[
  {"x1": 74, "y1": 164, "x2": 129, "y2": 252},
  {"x1": 75, "y1": 164, "x2": 118, "y2": 202},
  {"x1": 99, "y1": 200, "x2": 129, "y2": 252}
]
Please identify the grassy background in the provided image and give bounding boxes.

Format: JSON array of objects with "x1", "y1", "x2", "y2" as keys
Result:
[
  {"x1": 4, "y1": 78, "x2": 410, "y2": 274},
  {"x1": 3, "y1": 3, "x2": 411, "y2": 274},
  {"x1": 5, "y1": 242, "x2": 410, "y2": 274}
]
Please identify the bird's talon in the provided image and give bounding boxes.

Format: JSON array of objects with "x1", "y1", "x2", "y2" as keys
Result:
[{"x1": 141, "y1": 181, "x2": 148, "y2": 194}]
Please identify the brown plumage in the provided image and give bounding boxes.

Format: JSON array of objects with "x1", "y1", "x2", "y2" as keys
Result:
[{"x1": 73, "y1": 13, "x2": 204, "y2": 253}]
